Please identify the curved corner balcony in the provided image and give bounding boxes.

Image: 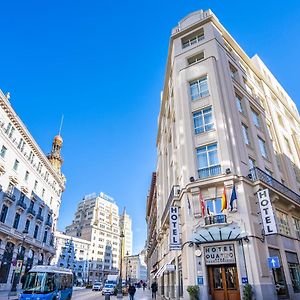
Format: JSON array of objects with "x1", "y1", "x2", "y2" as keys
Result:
[
  {"x1": 205, "y1": 214, "x2": 227, "y2": 226},
  {"x1": 198, "y1": 165, "x2": 221, "y2": 179}
]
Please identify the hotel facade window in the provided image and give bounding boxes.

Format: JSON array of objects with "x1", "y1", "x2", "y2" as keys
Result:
[
  {"x1": 193, "y1": 107, "x2": 214, "y2": 134},
  {"x1": 13, "y1": 213, "x2": 20, "y2": 229},
  {"x1": 249, "y1": 157, "x2": 256, "y2": 169},
  {"x1": 190, "y1": 76, "x2": 209, "y2": 100},
  {"x1": 286, "y1": 252, "x2": 300, "y2": 293},
  {"x1": 293, "y1": 218, "x2": 300, "y2": 239},
  {"x1": 251, "y1": 109, "x2": 260, "y2": 128},
  {"x1": 258, "y1": 137, "x2": 268, "y2": 158},
  {"x1": 235, "y1": 93, "x2": 243, "y2": 113},
  {"x1": 276, "y1": 210, "x2": 291, "y2": 236},
  {"x1": 242, "y1": 124, "x2": 251, "y2": 145},
  {"x1": 0, "y1": 145, "x2": 7, "y2": 158},
  {"x1": 0, "y1": 204, "x2": 8, "y2": 223},
  {"x1": 196, "y1": 143, "x2": 220, "y2": 178},
  {"x1": 206, "y1": 198, "x2": 222, "y2": 215}
]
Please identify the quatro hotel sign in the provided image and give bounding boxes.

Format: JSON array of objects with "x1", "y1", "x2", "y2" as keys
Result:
[
  {"x1": 169, "y1": 206, "x2": 181, "y2": 250},
  {"x1": 205, "y1": 244, "x2": 236, "y2": 265},
  {"x1": 257, "y1": 189, "x2": 277, "y2": 235}
]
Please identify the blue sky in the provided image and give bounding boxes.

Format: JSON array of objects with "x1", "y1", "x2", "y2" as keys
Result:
[{"x1": 0, "y1": 1, "x2": 299, "y2": 253}]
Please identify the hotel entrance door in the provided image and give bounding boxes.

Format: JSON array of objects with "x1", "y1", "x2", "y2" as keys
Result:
[{"x1": 208, "y1": 265, "x2": 240, "y2": 300}]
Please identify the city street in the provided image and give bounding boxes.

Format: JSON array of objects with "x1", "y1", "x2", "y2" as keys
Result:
[{"x1": 72, "y1": 288, "x2": 157, "y2": 300}]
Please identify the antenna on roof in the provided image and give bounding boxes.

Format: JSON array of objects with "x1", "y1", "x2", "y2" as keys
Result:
[{"x1": 58, "y1": 115, "x2": 64, "y2": 136}]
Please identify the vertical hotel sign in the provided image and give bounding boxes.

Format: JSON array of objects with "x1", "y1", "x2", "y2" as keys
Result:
[
  {"x1": 169, "y1": 206, "x2": 181, "y2": 250},
  {"x1": 257, "y1": 189, "x2": 277, "y2": 235}
]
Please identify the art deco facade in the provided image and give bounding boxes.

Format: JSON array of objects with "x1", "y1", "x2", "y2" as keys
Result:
[
  {"x1": 52, "y1": 231, "x2": 90, "y2": 285},
  {"x1": 0, "y1": 90, "x2": 65, "y2": 291},
  {"x1": 65, "y1": 192, "x2": 120, "y2": 284},
  {"x1": 150, "y1": 9, "x2": 300, "y2": 300}
]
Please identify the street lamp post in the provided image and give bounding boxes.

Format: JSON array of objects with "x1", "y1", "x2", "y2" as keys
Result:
[
  {"x1": 10, "y1": 229, "x2": 28, "y2": 293},
  {"x1": 117, "y1": 230, "x2": 124, "y2": 298},
  {"x1": 125, "y1": 251, "x2": 129, "y2": 284}
]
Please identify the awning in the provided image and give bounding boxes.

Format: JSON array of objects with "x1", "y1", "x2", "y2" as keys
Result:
[
  {"x1": 153, "y1": 259, "x2": 175, "y2": 278},
  {"x1": 191, "y1": 223, "x2": 245, "y2": 244}
]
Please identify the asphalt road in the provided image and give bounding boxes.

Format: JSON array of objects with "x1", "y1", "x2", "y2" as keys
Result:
[{"x1": 72, "y1": 288, "x2": 155, "y2": 300}]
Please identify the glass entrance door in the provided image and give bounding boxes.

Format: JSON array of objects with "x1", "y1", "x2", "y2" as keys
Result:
[{"x1": 208, "y1": 265, "x2": 240, "y2": 300}]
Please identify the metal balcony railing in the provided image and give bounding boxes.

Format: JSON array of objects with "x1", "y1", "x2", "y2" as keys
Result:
[
  {"x1": 36, "y1": 214, "x2": 44, "y2": 222},
  {"x1": 3, "y1": 191, "x2": 16, "y2": 202},
  {"x1": 198, "y1": 165, "x2": 221, "y2": 179},
  {"x1": 45, "y1": 219, "x2": 52, "y2": 227},
  {"x1": 27, "y1": 207, "x2": 36, "y2": 216},
  {"x1": 161, "y1": 185, "x2": 180, "y2": 225},
  {"x1": 250, "y1": 167, "x2": 300, "y2": 205},
  {"x1": 16, "y1": 200, "x2": 27, "y2": 210},
  {"x1": 204, "y1": 214, "x2": 227, "y2": 226}
]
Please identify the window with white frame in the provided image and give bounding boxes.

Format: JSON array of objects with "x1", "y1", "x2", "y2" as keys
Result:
[
  {"x1": 235, "y1": 93, "x2": 244, "y2": 113},
  {"x1": 196, "y1": 143, "x2": 220, "y2": 178},
  {"x1": 248, "y1": 157, "x2": 256, "y2": 169},
  {"x1": 258, "y1": 136, "x2": 268, "y2": 158},
  {"x1": 251, "y1": 109, "x2": 260, "y2": 128},
  {"x1": 293, "y1": 218, "x2": 300, "y2": 239},
  {"x1": 242, "y1": 123, "x2": 251, "y2": 145},
  {"x1": 276, "y1": 210, "x2": 291, "y2": 236},
  {"x1": 0, "y1": 145, "x2": 7, "y2": 159},
  {"x1": 13, "y1": 159, "x2": 19, "y2": 171},
  {"x1": 182, "y1": 28, "x2": 204, "y2": 49},
  {"x1": 244, "y1": 78, "x2": 253, "y2": 95},
  {"x1": 190, "y1": 76, "x2": 209, "y2": 100},
  {"x1": 193, "y1": 107, "x2": 214, "y2": 134},
  {"x1": 206, "y1": 198, "x2": 222, "y2": 215},
  {"x1": 187, "y1": 51, "x2": 204, "y2": 65},
  {"x1": 229, "y1": 63, "x2": 238, "y2": 81}
]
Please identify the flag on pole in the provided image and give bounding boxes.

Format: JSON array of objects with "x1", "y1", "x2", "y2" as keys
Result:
[
  {"x1": 230, "y1": 185, "x2": 237, "y2": 211},
  {"x1": 221, "y1": 185, "x2": 227, "y2": 212},
  {"x1": 199, "y1": 190, "x2": 205, "y2": 217}
]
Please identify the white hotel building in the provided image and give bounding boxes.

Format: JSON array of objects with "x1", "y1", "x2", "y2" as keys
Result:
[
  {"x1": 0, "y1": 90, "x2": 65, "y2": 291},
  {"x1": 150, "y1": 9, "x2": 300, "y2": 300}
]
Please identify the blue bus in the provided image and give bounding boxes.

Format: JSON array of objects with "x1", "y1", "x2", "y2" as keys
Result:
[{"x1": 19, "y1": 266, "x2": 73, "y2": 300}]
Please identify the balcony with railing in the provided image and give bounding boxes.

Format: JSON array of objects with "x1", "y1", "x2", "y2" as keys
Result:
[
  {"x1": 205, "y1": 214, "x2": 227, "y2": 226},
  {"x1": 16, "y1": 200, "x2": 27, "y2": 211},
  {"x1": 250, "y1": 167, "x2": 300, "y2": 205},
  {"x1": 27, "y1": 207, "x2": 36, "y2": 217},
  {"x1": 36, "y1": 214, "x2": 44, "y2": 223},
  {"x1": 161, "y1": 185, "x2": 180, "y2": 226},
  {"x1": 198, "y1": 165, "x2": 221, "y2": 179},
  {"x1": 3, "y1": 191, "x2": 16, "y2": 205},
  {"x1": 45, "y1": 219, "x2": 52, "y2": 227}
]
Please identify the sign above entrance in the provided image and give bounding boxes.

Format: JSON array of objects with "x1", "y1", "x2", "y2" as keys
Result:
[
  {"x1": 169, "y1": 206, "x2": 181, "y2": 250},
  {"x1": 268, "y1": 256, "x2": 280, "y2": 269},
  {"x1": 205, "y1": 244, "x2": 235, "y2": 265},
  {"x1": 257, "y1": 189, "x2": 277, "y2": 235}
]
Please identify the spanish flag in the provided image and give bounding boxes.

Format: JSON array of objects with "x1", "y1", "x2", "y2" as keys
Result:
[{"x1": 221, "y1": 186, "x2": 227, "y2": 212}]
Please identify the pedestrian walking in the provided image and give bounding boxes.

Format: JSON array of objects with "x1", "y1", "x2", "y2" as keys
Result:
[
  {"x1": 151, "y1": 281, "x2": 158, "y2": 299},
  {"x1": 128, "y1": 284, "x2": 136, "y2": 300},
  {"x1": 143, "y1": 282, "x2": 147, "y2": 291}
]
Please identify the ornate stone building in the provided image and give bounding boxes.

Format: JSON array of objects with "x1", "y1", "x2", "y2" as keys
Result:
[{"x1": 0, "y1": 89, "x2": 66, "y2": 292}]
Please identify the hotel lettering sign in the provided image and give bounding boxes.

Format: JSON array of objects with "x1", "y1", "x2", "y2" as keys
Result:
[
  {"x1": 205, "y1": 244, "x2": 235, "y2": 265},
  {"x1": 257, "y1": 189, "x2": 277, "y2": 235},
  {"x1": 169, "y1": 206, "x2": 181, "y2": 250}
]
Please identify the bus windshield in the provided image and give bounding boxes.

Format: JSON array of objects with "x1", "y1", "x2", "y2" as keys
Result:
[{"x1": 23, "y1": 272, "x2": 55, "y2": 294}]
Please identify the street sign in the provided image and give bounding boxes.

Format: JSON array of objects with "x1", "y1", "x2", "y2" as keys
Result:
[
  {"x1": 197, "y1": 276, "x2": 204, "y2": 285},
  {"x1": 242, "y1": 277, "x2": 248, "y2": 284},
  {"x1": 268, "y1": 256, "x2": 280, "y2": 269}
]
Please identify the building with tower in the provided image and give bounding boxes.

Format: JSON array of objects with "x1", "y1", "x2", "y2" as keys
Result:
[
  {"x1": 149, "y1": 9, "x2": 300, "y2": 300},
  {"x1": 120, "y1": 208, "x2": 133, "y2": 256},
  {"x1": 65, "y1": 192, "x2": 120, "y2": 284},
  {"x1": 0, "y1": 89, "x2": 66, "y2": 292}
]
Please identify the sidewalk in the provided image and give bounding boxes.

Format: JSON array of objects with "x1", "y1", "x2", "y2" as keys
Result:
[
  {"x1": 0, "y1": 290, "x2": 21, "y2": 300},
  {"x1": 124, "y1": 288, "x2": 162, "y2": 300}
]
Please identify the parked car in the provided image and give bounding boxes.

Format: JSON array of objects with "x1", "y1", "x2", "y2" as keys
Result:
[
  {"x1": 102, "y1": 284, "x2": 115, "y2": 295},
  {"x1": 92, "y1": 281, "x2": 102, "y2": 291}
]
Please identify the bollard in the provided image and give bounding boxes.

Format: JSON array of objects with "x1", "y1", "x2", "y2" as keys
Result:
[{"x1": 104, "y1": 293, "x2": 111, "y2": 300}]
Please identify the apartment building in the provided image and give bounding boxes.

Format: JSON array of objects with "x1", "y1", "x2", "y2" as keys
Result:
[
  {"x1": 65, "y1": 192, "x2": 120, "y2": 283},
  {"x1": 151, "y1": 9, "x2": 300, "y2": 300},
  {"x1": 0, "y1": 90, "x2": 66, "y2": 291},
  {"x1": 124, "y1": 251, "x2": 147, "y2": 284},
  {"x1": 52, "y1": 231, "x2": 90, "y2": 285}
]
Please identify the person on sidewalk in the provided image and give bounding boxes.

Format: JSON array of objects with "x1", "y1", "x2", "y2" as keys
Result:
[
  {"x1": 143, "y1": 282, "x2": 147, "y2": 291},
  {"x1": 128, "y1": 284, "x2": 136, "y2": 300},
  {"x1": 151, "y1": 281, "x2": 158, "y2": 299}
]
